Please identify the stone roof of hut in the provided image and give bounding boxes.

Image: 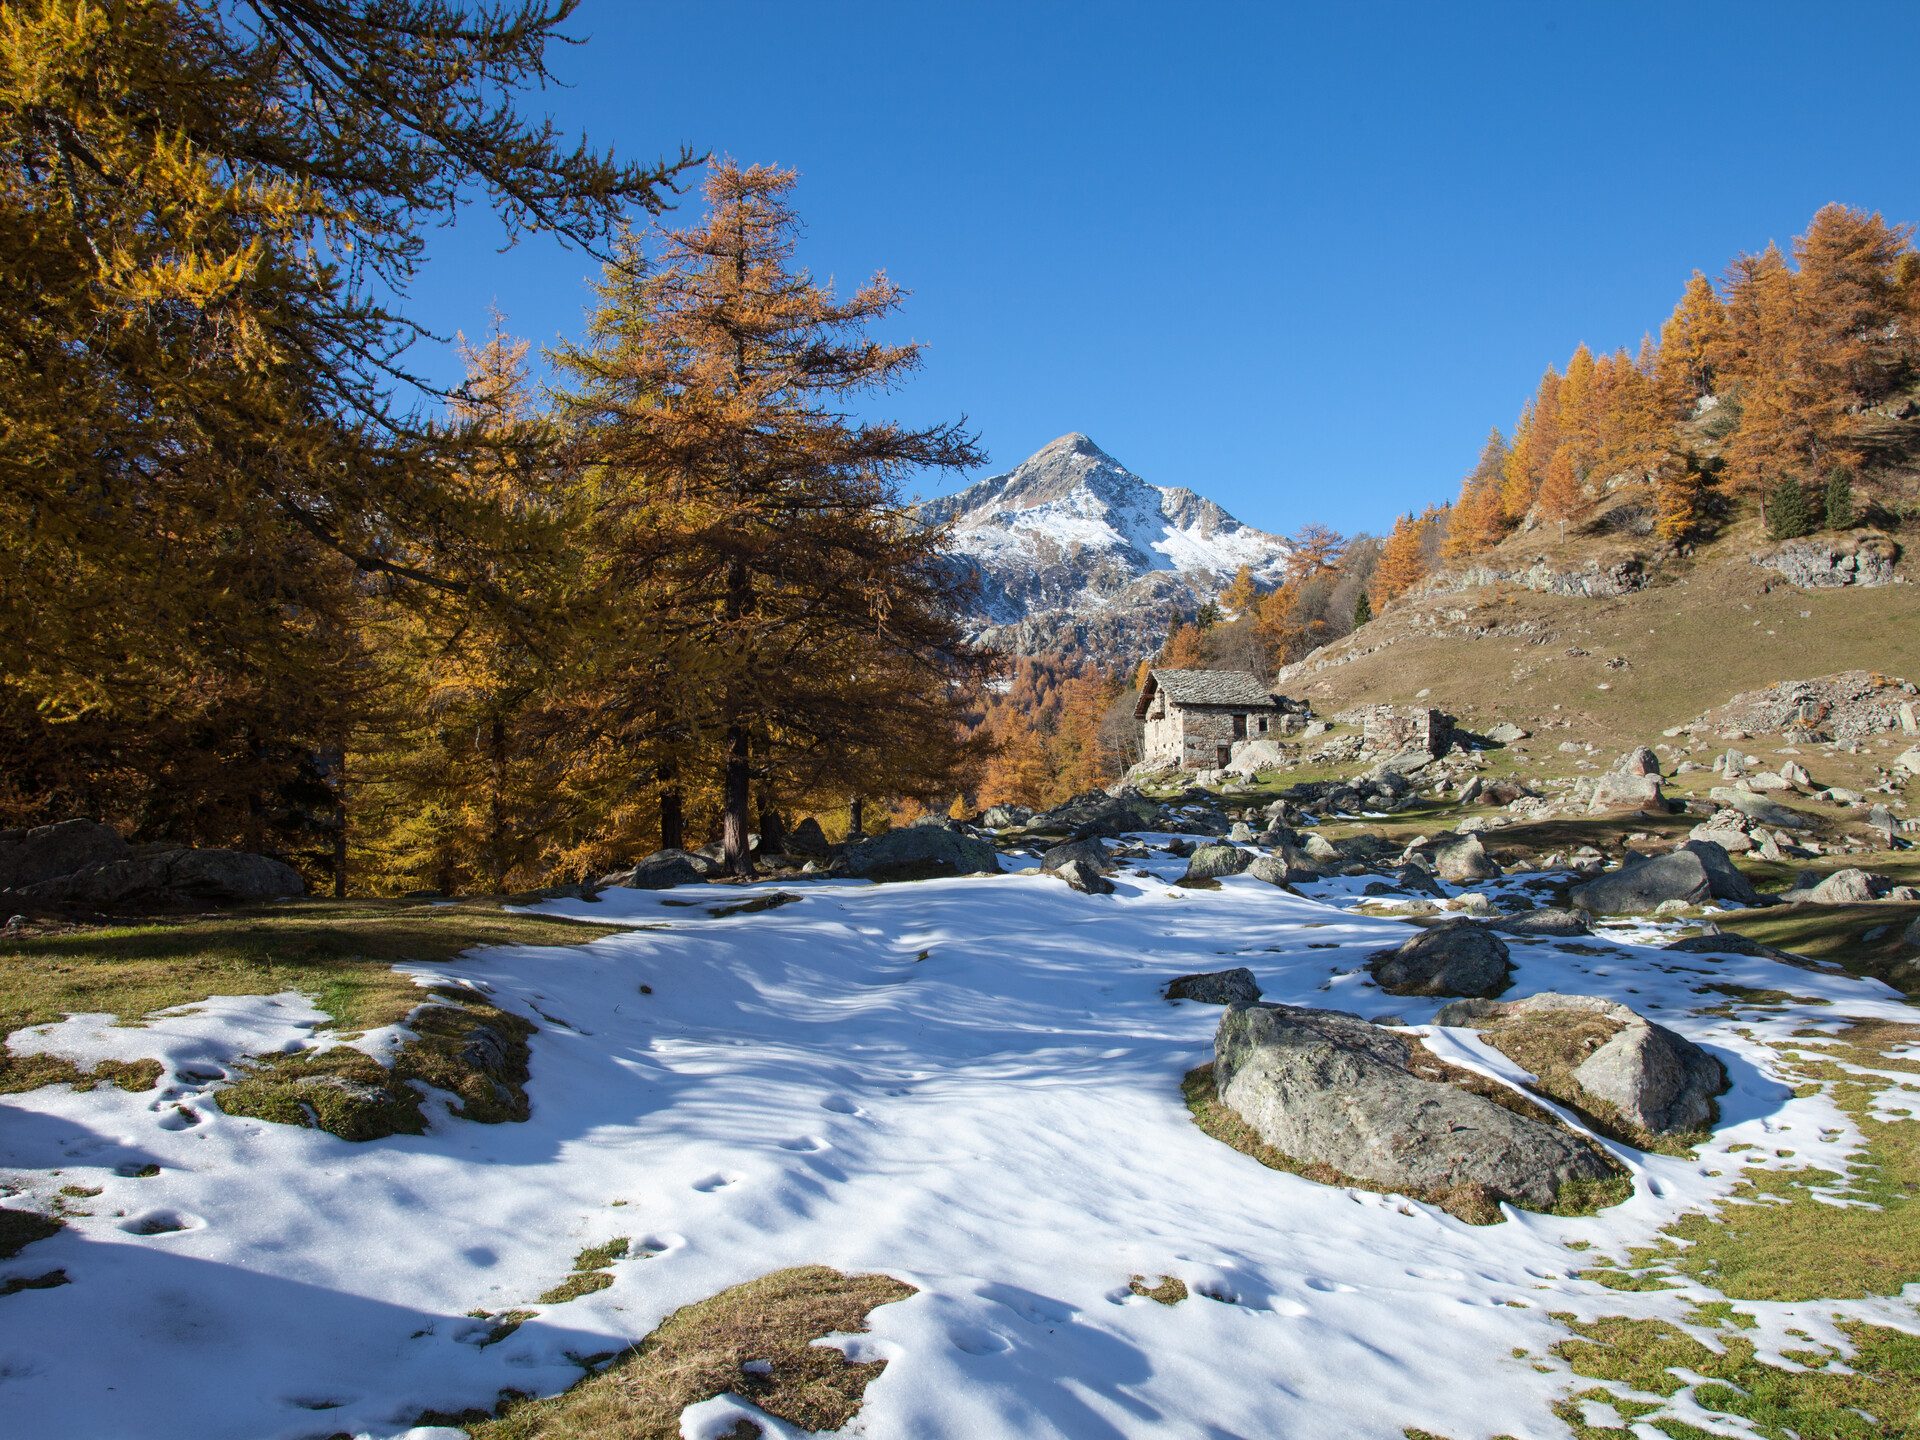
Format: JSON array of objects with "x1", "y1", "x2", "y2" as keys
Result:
[{"x1": 1134, "y1": 669, "x2": 1278, "y2": 717}]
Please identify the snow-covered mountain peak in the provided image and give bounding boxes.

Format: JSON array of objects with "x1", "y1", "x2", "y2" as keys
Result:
[{"x1": 918, "y1": 434, "x2": 1293, "y2": 663}]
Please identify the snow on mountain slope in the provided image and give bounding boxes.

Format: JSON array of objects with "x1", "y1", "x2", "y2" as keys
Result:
[
  {"x1": 918, "y1": 434, "x2": 1291, "y2": 662},
  {"x1": 0, "y1": 861, "x2": 1906, "y2": 1440}
]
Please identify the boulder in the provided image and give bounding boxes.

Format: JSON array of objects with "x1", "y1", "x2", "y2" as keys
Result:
[
  {"x1": 1183, "y1": 842, "x2": 1252, "y2": 881},
  {"x1": 601, "y1": 849, "x2": 709, "y2": 889},
  {"x1": 1214, "y1": 1003, "x2": 1618, "y2": 1211},
  {"x1": 979, "y1": 804, "x2": 1034, "y2": 830},
  {"x1": 1453, "y1": 776, "x2": 1484, "y2": 807},
  {"x1": 1616, "y1": 746, "x2": 1661, "y2": 777},
  {"x1": 1166, "y1": 968, "x2": 1260, "y2": 1005},
  {"x1": 1569, "y1": 851, "x2": 1712, "y2": 915},
  {"x1": 1053, "y1": 858, "x2": 1114, "y2": 895},
  {"x1": 1433, "y1": 992, "x2": 1725, "y2": 1138},
  {"x1": 1803, "y1": 868, "x2": 1889, "y2": 905},
  {"x1": 1025, "y1": 790, "x2": 1149, "y2": 837},
  {"x1": 1040, "y1": 837, "x2": 1114, "y2": 874},
  {"x1": 1779, "y1": 761, "x2": 1814, "y2": 792},
  {"x1": 1486, "y1": 722, "x2": 1529, "y2": 744},
  {"x1": 0, "y1": 819, "x2": 132, "y2": 890},
  {"x1": 1708, "y1": 788, "x2": 1813, "y2": 830},
  {"x1": 784, "y1": 818, "x2": 832, "y2": 858},
  {"x1": 1485, "y1": 906, "x2": 1591, "y2": 937},
  {"x1": 1427, "y1": 832, "x2": 1501, "y2": 882},
  {"x1": 1746, "y1": 772, "x2": 1790, "y2": 792},
  {"x1": 1226, "y1": 822, "x2": 1256, "y2": 843},
  {"x1": 1246, "y1": 847, "x2": 1321, "y2": 887},
  {"x1": 1301, "y1": 833, "x2": 1340, "y2": 863},
  {"x1": 1484, "y1": 779, "x2": 1536, "y2": 806},
  {"x1": 1674, "y1": 839, "x2": 1767, "y2": 906},
  {"x1": 16, "y1": 847, "x2": 305, "y2": 908},
  {"x1": 1587, "y1": 771, "x2": 1664, "y2": 812},
  {"x1": 1895, "y1": 747, "x2": 1920, "y2": 776},
  {"x1": 1688, "y1": 824, "x2": 1753, "y2": 853},
  {"x1": 1366, "y1": 918, "x2": 1512, "y2": 997},
  {"x1": 843, "y1": 826, "x2": 1000, "y2": 882}
]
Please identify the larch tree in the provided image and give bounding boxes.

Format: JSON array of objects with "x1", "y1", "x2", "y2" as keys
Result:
[
  {"x1": 1502, "y1": 368, "x2": 1562, "y2": 521},
  {"x1": 1369, "y1": 512, "x2": 1432, "y2": 607},
  {"x1": 552, "y1": 163, "x2": 994, "y2": 874},
  {"x1": 1537, "y1": 445, "x2": 1584, "y2": 524},
  {"x1": 1442, "y1": 429, "x2": 1512, "y2": 558},
  {"x1": 0, "y1": 0, "x2": 693, "y2": 859},
  {"x1": 1655, "y1": 271, "x2": 1729, "y2": 414}
]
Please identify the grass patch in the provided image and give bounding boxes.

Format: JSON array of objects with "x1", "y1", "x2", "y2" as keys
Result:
[
  {"x1": 463, "y1": 1266, "x2": 916, "y2": 1440},
  {"x1": 1128, "y1": 1275, "x2": 1188, "y2": 1305},
  {"x1": 1717, "y1": 902, "x2": 1920, "y2": 997},
  {"x1": 538, "y1": 1239, "x2": 630, "y2": 1306},
  {"x1": 1181, "y1": 1065, "x2": 1629, "y2": 1225},
  {"x1": 1550, "y1": 1309, "x2": 1920, "y2": 1439},
  {"x1": 1, "y1": 898, "x2": 619, "y2": 1141},
  {"x1": 0, "y1": 1209, "x2": 61, "y2": 1259}
]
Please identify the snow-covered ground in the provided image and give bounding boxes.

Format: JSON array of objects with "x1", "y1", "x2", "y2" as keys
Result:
[{"x1": 3, "y1": 846, "x2": 1915, "y2": 1440}]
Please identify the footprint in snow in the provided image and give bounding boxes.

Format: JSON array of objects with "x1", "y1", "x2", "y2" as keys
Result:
[
  {"x1": 120, "y1": 1209, "x2": 202, "y2": 1236},
  {"x1": 691, "y1": 1173, "x2": 741, "y2": 1193},
  {"x1": 819, "y1": 1095, "x2": 862, "y2": 1115},
  {"x1": 776, "y1": 1135, "x2": 828, "y2": 1152},
  {"x1": 948, "y1": 1326, "x2": 1012, "y2": 1355}
]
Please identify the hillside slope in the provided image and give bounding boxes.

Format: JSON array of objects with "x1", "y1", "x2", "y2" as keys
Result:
[{"x1": 1279, "y1": 506, "x2": 1918, "y2": 747}]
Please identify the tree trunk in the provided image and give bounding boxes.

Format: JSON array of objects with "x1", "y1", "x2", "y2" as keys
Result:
[
  {"x1": 487, "y1": 715, "x2": 508, "y2": 892},
  {"x1": 848, "y1": 794, "x2": 865, "y2": 839},
  {"x1": 722, "y1": 723, "x2": 753, "y2": 875},
  {"x1": 660, "y1": 789, "x2": 684, "y2": 853},
  {"x1": 330, "y1": 749, "x2": 348, "y2": 900}
]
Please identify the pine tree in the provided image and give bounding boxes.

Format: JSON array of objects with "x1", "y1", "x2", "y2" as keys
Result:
[
  {"x1": 1765, "y1": 474, "x2": 1815, "y2": 540},
  {"x1": 1352, "y1": 591, "x2": 1372, "y2": 627},
  {"x1": 1654, "y1": 451, "x2": 1724, "y2": 544},
  {"x1": 1823, "y1": 467, "x2": 1856, "y2": 530},
  {"x1": 552, "y1": 164, "x2": 994, "y2": 874}
]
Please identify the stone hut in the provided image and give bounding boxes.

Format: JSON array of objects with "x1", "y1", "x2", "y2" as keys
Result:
[
  {"x1": 1360, "y1": 705, "x2": 1454, "y2": 759},
  {"x1": 1135, "y1": 669, "x2": 1290, "y2": 771}
]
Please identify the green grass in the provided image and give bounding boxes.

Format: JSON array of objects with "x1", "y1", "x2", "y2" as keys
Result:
[
  {"x1": 537, "y1": 1239, "x2": 631, "y2": 1306},
  {"x1": 1550, "y1": 1309, "x2": 1920, "y2": 1439},
  {"x1": 457, "y1": 1267, "x2": 916, "y2": 1440}
]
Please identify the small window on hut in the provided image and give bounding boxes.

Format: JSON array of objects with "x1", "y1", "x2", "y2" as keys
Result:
[{"x1": 1231, "y1": 714, "x2": 1247, "y2": 740}]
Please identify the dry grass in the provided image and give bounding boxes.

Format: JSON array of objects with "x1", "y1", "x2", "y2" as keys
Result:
[
  {"x1": 1, "y1": 899, "x2": 620, "y2": 1139},
  {"x1": 1128, "y1": 1275, "x2": 1188, "y2": 1305},
  {"x1": 459, "y1": 1267, "x2": 916, "y2": 1440},
  {"x1": 1181, "y1": 1064, "x2": 1629, "y2": 1225}
]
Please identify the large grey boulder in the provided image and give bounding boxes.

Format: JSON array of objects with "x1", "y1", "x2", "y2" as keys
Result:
[
  {"x1": 1486, "y1": 906, "x2": 1591, "y2": 937},
  {"x1": 1166, "y1": 968, "x2": 1260, "y2": 1005},
  {"x1": 979, "y1": 804, "x2": 1034, "y2": 830},
  {"x1": 1434, "y1": 992, "x2": 1725, "y2": 1138},
  {"x1": 1803, "y1": 868, "x2": 1890, "y2": 905},
  {"x1": 1040, "y1": 837, "x2": 1114, "y2": 874},
  {"x1": 0, "y1": 819, "x2": 131, "y2": 890},
  {"x1": 784, "y1": 818, "x2": 832, "y2": 858},
  {"x1": 1214, "y1": 1003, "x2": 1619, "y2": 1211},
  {"x1": 1366, "y1": 918, "x2": 1512, "y2": 997},
  {"x1": 601, "y1": 849, "x2": 709, "y2": 889},
  {"x1": 1709, "y1": 788, "x2": 1812, "y2": 831},
  {"x1": 843, "y1": 825, "x2": 1000, "y2": 882},
  {"x1": 1486, "y1": 722, "x2": 1528, "y2": 744},
  {"x1": 1675, "y1": 839, "x2": 1766, "y2": 906},
  {"x1": 1052, "y1": 858, "x2": 1114, "y2": 895},
  {"x1": 1247, "y1": 845, "x2": 1322, "y2": 886},
  {"x1": 1183, "y1": 842, "x2": 1251, "y2": 881},
  {"x1": 1569, "y1": 851, "x2": 1712, "y2": 914},
  {"x1": 1587, "y1": 771, "x2": 1664, "y2": 813},
  {"x1": 1616, "y1": 746, "x2": 1661, "y2": 777},
  {"x1": 1426, "y1": 831, "x2": 1501, "y2": 882},
  {"x1": 17, "y1": 848, "x2": 305, "y2": 908}
]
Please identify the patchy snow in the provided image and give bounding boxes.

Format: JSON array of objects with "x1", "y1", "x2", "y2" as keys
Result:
[{"x1": 2, "y1": 854, "x2": 1915, "y2": 1440}]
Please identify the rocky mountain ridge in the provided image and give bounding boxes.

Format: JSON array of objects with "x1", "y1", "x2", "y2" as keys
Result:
[{"x1": 919, "y1": 433, "x2": 1291, "y2": 663}]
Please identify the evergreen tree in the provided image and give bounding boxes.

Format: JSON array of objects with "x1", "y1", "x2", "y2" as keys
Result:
[
  {"x1": 1823, "y1": 467, "x2": 1856, "y2": 530},
  {"x1": 1352, "y1": 591, "x2": 1372, "y2": 627},
  {"x1": 552, "y1": 164, "x2": 993, "y2": 874},
  {"x1": 1765, "y1": 474, "x2": 1816, "y2": 540},
  {"x1": 1654, "y1": 451, "x2": 1724, "y2": 544}
]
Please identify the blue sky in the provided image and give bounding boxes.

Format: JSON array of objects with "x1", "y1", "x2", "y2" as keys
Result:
[{"x1": 404, "y1": 1, "x2": 1920, "y2": 537}]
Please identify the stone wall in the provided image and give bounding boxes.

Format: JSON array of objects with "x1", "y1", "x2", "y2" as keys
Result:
[{"x1": 1144, "y1": 703, "x2": 1286, "y2": 770}]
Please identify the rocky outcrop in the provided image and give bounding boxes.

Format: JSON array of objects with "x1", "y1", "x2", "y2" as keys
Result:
[
  {"x1": 1751, "y1": 532, "x2": 1898, "y2": 589},
  {"x1": 1166, "y1": 968, "x2": 1260, "y2": 1005},
  {"x1": 1415, "y1": 555, "x2": 1648, "y2": 601},
  {"x1": 600, "y1": 850, "x2": 709, "y2": 890},
  {"x1": 979, "y1": 805, "x2": 1034, "y2": 830},
  {"x1": 1708, "y1": 788, "x2": 1812, "y2": 831},
  {"x1": 843, "y1": 826, "x2": 1000, "y2": 882},
  {"x1": 1366, "y1": 918, "x2": 1512, "y2": 997},
  {"x1": 1685, "y1": 670, "x2": 1916, "y2": 743},
  {"x1": 1025, "y1": 790, "x2": 1153, "y2": 838},
  {"x1": 1213, "y1": 1003, "x2": 1621, "y2": 1212},
  {"x1": 1434, "y1": 992, "x2": 1726, "y2": 1141},
  {"x1": 0, "y1": 820, "x2": 131, "y2": 890},
  {"x1": 1568, "y1": 851, "x2": 1710, "y2": 914},
  {"x1": 1486, "y1": 907, "x2": 1591, "y2": 937},
  {"x1": 17, "y1": 848, "x2": 306, "y2": 908}
]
